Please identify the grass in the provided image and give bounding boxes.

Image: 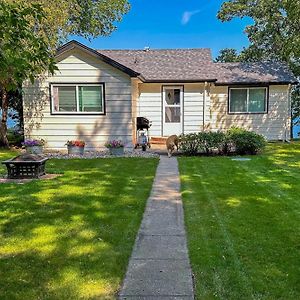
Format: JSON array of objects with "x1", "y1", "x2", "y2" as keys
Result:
[
  {"x1": 179, "y1": 142, "x2": 300, "y2": 299},
  {"x1": 0, "y1": 150, "x2": 158, "y2": 299}
]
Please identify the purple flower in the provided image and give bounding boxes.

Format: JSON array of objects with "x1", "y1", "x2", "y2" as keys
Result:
[
  {"x1": 22, "y1": 139, "x2": 44, "y2": 147},
  {"x1": 105, "y1": 139, "x2": 124, "y2": 148}
]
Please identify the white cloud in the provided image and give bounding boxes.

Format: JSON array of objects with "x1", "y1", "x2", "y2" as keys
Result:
[{"x1": 181, "y1": 10, "x2": 201, "y2": 25}]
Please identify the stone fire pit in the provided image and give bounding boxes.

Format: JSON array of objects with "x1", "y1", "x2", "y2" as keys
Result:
[{"x1": 2, "y1": 154, "x2": 48, "y2": 179}]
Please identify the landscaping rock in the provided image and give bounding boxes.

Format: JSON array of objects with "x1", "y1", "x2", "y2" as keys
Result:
[{"x1": 44, "y1": 149, "x2": 159, "y2": 159}]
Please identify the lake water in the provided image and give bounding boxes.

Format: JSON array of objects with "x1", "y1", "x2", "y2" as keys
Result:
[{"x1": 293, "y1": 124, "x2": 300, "y2": 138}]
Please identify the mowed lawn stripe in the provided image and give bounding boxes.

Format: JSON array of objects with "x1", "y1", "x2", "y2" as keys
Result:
[{"x1": 179, "y1": 143, "x2": 300, "y2": 299}]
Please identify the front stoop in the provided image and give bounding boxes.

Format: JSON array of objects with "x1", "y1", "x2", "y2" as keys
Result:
[
  {"x1": 119, "y1": 156, "x2": 194, "y2": 300},
  {"x1": 150, "y1": 136, "x2": 168, "y2": 145}
]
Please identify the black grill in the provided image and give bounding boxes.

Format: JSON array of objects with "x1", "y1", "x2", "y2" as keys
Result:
[{"x1": 137, "y1": 117, "x2": 151, "y2": 130}]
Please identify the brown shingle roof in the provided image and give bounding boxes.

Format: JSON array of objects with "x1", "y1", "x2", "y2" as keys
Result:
[
  {"x1": 214, "y1": 62, "x2": 297, "y2": 85},
  {"x1": 98, "y1": 49, "x2": 297, "y2": 84},
  {"x1": 59, "y1": 41, "x2": 296, "y2": 84},
  {"x1": 98, "y1": 49, "x2": 217, "y2": 82}
]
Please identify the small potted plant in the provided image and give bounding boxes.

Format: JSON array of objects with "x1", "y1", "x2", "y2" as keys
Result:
[
  {"x1": 22, "y1": 139, "x2": 45, "y2": 154},
  {"x1": 105, "y1": 140, "x2": 125, "y2": 156},
  {"x1": 66, "y1": 140, "x2": 85, "y2": 155}
]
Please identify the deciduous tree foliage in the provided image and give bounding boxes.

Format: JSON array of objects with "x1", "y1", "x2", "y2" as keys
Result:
[
  {"x1": 214, "y1": 48, "x2": 240, "y2": 63},
  {"x1": 0, "y1": 2, "x2": 57, "y2": 146},
  {"x1": 217, "y1": 0, "x2": 300, "y2": 134},
  {"x1": 4, "y1": 0, "x2": 130, "y2": 46},
  {"x1": 0, "y1": 0, "x2": 130, "y2": 146}
]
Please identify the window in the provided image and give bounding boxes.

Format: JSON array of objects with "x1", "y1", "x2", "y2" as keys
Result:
[
  {"x1": 229, "y1": 87, "x2": 267, "y2": 113},
  {"x1": 51, "y1": 84, "x2": 104, "y2": 114},
  {"x1": 163, "y1": 87, "x2": 182, "y2": 123}
]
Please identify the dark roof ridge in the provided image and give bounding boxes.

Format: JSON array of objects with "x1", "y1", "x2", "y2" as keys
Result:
[
  {"x1": 98, "y1": 48, "x2": 211, "y2": 51},
  {"x1": 215, "y1": 60, "x2": 289, "y2": 65}
]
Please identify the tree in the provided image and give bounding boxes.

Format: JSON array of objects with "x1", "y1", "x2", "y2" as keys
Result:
[
  {"x1": 0, "y1": 2, "x2": 57, "y2": 146},
  {"x1": 217, "y1": 0, "x2": 300, "y2": 135},
  {"x1": 1, "y1": 0, "x2": 130, "y2": 146},
  {"x1": 4, "y1": 0, "x2": 130, "y2": 46},
  {"x1": 215, "y1": 48, "x2": 240, "y2": 63}
]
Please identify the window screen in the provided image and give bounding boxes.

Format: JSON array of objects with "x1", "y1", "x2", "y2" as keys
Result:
[
  {"x1": 52, "y1": 84, "x2": 104, "y2": 113},
  {"x1": 79, "y1": 86, "x2": 102, "y2": 112},
  {"x1": 53, "y1": 86, "x2": 77, "y2": 112},
  {"x1": 230, "y1": 89, "x2": 247, "y2": 112},
  {"x1": 248, "y1": 89, "x2": 266, "y2": 112},
  {"x1": 229, "y1": 87, "x2": 267, "y2": 113}
]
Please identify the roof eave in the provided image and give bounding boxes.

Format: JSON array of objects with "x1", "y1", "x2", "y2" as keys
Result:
[
  {"x1": 214, "y1": 80, "x2": 298, "y2": 86},
  {"x1": 56, "y1": 40, "x2": 140, "y2": 78},
  {"x1": 142, "y1": 78, "x2": 217, "y2": 83}
]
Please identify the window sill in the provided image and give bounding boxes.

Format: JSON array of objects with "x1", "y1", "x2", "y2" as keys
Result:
[
  {"x1": 50, "y1": 112, "x2": 106, "y2": 116},
  {"x1": 227, "y1": 111, "x2": 268, "y2": 115}
]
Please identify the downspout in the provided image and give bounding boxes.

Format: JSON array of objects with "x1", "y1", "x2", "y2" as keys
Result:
[
  {"x1": 203, "y1": 82, "x2": 207, "y2": 131},
  {"x1": 287, "y1": 84, "x2": 292, "y2": 142}
]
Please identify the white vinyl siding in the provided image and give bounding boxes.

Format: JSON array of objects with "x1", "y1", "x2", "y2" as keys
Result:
[
  {"x1": 23, "y1": 48, "x2": 133, "y2": 149},
  {"x1": 183, "y1": 84, "x2": 205, "y2": 133},
  {"x1": 210, "y1": 85, "x2": 290, "y2": 140},
  {"x1": 138, "y1": 83, "x2": 206, "y2": 136},
  {"x1": 138, "y1": 84, "x2": 162, "y2": 137}
]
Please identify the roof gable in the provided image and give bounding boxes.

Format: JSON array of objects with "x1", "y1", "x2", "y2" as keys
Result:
[{"x1": 56, "y1": 40, "x2": 140, "y2": 78}]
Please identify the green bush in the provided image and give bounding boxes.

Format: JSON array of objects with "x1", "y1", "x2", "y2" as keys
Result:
[
  {"x1": 179, "y1": 128, "x2": 266, "y2": 156},
  {"x1": 7, "y1": 128, "x2": 24, "y2": 146},
  {"x1": 196, "y1": 131, "x2": 227, "y2": 154},
  {"x1": 179, "y1": 133, "x2": 201, "y2": 155},
  {"x1": 227, "y1": 127, "x2": 266, "y2": 155}
]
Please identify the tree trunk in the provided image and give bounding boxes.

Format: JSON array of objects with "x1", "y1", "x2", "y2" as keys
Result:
[{"x1": 0, "y1": 88, "x2": 9, "y2": 147}]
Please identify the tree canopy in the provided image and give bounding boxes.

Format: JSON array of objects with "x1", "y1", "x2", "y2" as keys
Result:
[
  {"x1": 217, "y1": 0, "x2": 300, "y2": 133},
  {"x1": 4, "y1": 0, "x2": 130, "y2": 47},
  {"x1": 218, "y1": 0, "x2": 300, "y2": 73},
  {"x1": 0, "y1": 1, "x2": 58, "y2": 146},
  {"x1": 214, "y1": 48, "x2": 240, "y2": 63},
  {"x1": 0, "y1": 0, "x2": 130, "y2": 146}
]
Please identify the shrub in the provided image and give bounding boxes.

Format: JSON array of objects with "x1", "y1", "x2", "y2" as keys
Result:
[
  {"x1": 179, "y1": 128, "x2": 266, "y2": 156},
  {"x1": 227, "y1": 127, "x2": 266, "y2": 155},
  {"x1": 7, "y1": 128, "x2": 23, "y2": 146},
  {"x1": 198, "y1": 131, "x2": 227, "y2": 154},
  {"x1": 179, "y1": 133, "x2": 201, "y2": 155}
]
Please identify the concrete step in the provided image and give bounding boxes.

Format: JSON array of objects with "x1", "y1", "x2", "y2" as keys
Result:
[{"x1": 150, "y1": 136, "x2": 168, "y2": 145}]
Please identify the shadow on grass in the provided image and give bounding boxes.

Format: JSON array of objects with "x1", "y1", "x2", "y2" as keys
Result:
[
  {"x1": 178, "y1": 142, "x2": 300, "y2": 299},
  {"x1": 0, "y1": 157, "x2": 158, "y2": 299}
]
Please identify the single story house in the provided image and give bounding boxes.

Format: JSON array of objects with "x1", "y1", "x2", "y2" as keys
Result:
[{"x1": 23, "y1": 40, "x2": 297, "y2": 149}]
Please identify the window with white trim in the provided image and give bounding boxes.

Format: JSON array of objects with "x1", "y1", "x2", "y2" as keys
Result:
[
  {"x1": 51, "y1": 84, "x2": 104, "y2": 114},
  {"x1": 229, "y1": 87, "x2": 267, "y2": 113}
]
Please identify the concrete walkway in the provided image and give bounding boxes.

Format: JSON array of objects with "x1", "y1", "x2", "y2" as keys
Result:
[{"x1": 119, "y1": 156, "x2": 194, "y2": 299}]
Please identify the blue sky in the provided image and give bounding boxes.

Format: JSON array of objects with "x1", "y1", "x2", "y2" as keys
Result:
[{"x1": 73, "y1": 0, "x2": 252, "y2": 58}]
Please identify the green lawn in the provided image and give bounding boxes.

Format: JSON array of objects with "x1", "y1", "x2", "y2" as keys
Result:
[
  {"x1": 0, "y1": 150, "x2": 158, "y2": 299},
  {"x1": 179, "y1": 143, "x2": 300, "y2": 299}
]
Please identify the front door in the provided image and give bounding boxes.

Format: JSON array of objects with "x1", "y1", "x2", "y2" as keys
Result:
[{"x1": 162, "y1": 86, "x2": 183, "y2": 136}]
